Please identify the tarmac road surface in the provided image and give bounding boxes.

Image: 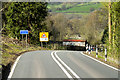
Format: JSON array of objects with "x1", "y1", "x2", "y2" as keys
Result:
[{"x1": 8, "y1": 50, "x2": 119, "y2": 80}]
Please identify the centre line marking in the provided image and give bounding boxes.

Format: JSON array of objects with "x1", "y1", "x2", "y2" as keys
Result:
[
  {"x1": 51, "y1": 51, "x2": 81, "y2": 80},
  {"x1": 51, "y1": 52, "x2": 73, "y2": 79}
]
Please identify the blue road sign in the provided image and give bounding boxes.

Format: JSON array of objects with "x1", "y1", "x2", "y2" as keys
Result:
[{"x1": 20, "y1": 30, "x2": 28, "y2": 34}]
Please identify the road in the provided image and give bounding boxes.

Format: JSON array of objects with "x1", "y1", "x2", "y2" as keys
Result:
[{"x1": 8, "y1": 50, "x2": 119, "y2": 80}]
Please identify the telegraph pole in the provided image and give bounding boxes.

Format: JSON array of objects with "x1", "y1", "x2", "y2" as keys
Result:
[{"x1": 108, "y1": 0, "x2": 111, "y2": 50}]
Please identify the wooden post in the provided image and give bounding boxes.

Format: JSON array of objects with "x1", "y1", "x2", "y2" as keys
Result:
[{"x1": 108, "y1": 0, "x2": 111, "y2": 50}]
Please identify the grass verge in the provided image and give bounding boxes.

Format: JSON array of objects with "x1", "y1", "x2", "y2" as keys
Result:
[
  {"x1": 1, "y1": 36, "x2": 51, "y2": 79},
  {"x1": 84, "y1": 51, "x2": 120, "y2": 69}
]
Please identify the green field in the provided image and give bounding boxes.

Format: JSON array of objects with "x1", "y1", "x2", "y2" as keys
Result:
[
  {"x1": 48, "y1": 2, "x2": 102, "y2": 15},
  {"x1": 58, "y1": 3, "x2": 101, "y2": 12},
  {"x1": 65, "y1": 13, "x2": 89, "y2": 15}
]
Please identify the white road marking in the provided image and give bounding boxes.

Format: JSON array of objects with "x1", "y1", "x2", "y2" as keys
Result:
[
  {"x1": 51, "y1": 51, "x2": 81, "y2": 80},
  {"x1": 7, "y1": 55, "x2": 22, "y2": 80},
  {"x1": 55, "y1": 51, "x2": 80, "y2": 79},
  {"x1": 62, "y1": 51, "x2": 120, "y2": 71},
  {"x1": 51, "y1": 52, "x2": 73, "y2": 79},
  {"x1": 80, "y1": 52, "x2": 120, "y2": 71}
]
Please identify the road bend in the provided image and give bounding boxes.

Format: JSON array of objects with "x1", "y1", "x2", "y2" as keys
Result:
[
  {"x1": 56, "y1": 51, "x2": 118, "y2": 78},
  {"x1": 8, "y1": 50, "x2": 118, "y2": 80},
  {"x1": 9, "y1": 50, "x2": 67, "y2": 78}
]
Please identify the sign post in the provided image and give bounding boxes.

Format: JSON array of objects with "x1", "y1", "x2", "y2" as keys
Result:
[
  {"x1": 39, "y1": 32, "x2": 49, "y2": 48},
  {"x1": 26, "y1": 34, "x2": 27, "y2": 48},
  {"x1": 41, "y1": 42, "x2": 43, "y2": 48},
  {"x1": 22, "y1": 34, "x2": 23, "y2": 47},
  {"x1": 20, "y1": 30, "x2": 28, "y2": 49}
]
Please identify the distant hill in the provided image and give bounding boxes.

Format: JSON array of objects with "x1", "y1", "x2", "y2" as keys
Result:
[{"x1": 48, "y1": 2, "x2": 102, "y2": 15}]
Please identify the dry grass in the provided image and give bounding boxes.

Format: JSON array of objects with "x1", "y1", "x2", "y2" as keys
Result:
[{"x1": 1, "y1": 36, "x2": 50, "y2": 66}]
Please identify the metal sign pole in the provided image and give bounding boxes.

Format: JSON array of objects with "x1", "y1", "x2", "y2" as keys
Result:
[
  {"x1": 26, "y1": 34, "x2": 27, "y2": 49},
  {"x1": 20, "y1": 30, "x2": 28, "y2": 48},
  {"x1": 41, "y1": 42, "x2": 43, "y2": 48},
  {"x1": 28, "y1": 33, "x2": 29, "y2": 47},
  {"x1": 46, "y1": 42, "x2": 47, "y2": 48},
  {"x1": 22, "y1": 34, "x2": 23, "y2": 47}
]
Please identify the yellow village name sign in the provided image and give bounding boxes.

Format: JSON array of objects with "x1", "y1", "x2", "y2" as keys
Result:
[{"x1": 39, "y1": 32, "x2": 49, "y2": 42}]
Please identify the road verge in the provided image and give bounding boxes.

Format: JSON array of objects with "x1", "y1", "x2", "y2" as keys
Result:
[{"x1": 82, "y1": 52, "x2": 120, "y2": 71}]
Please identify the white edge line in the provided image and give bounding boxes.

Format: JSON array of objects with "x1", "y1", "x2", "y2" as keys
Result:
[
  {"x1": 51, "y1": 52, "x2": 73, "y2": 79},
  {"x1": 7, "y1": 55, "x2": 22, "y2": 80},
  {"x1": 55, "y1": 51, "x2": 81, "y2": 79},
  {"x1": 80, "y1": 52, "x2": 120, "y2": 71}
]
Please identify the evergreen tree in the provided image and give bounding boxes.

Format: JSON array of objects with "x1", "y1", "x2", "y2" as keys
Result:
[{"x1": 2, "y1": 2, "x2": 48, "y2": 44}]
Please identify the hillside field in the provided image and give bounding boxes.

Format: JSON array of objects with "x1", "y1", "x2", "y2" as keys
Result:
[{"x1": 48, "y1": 2, "x2": 102, "y2": 15}]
